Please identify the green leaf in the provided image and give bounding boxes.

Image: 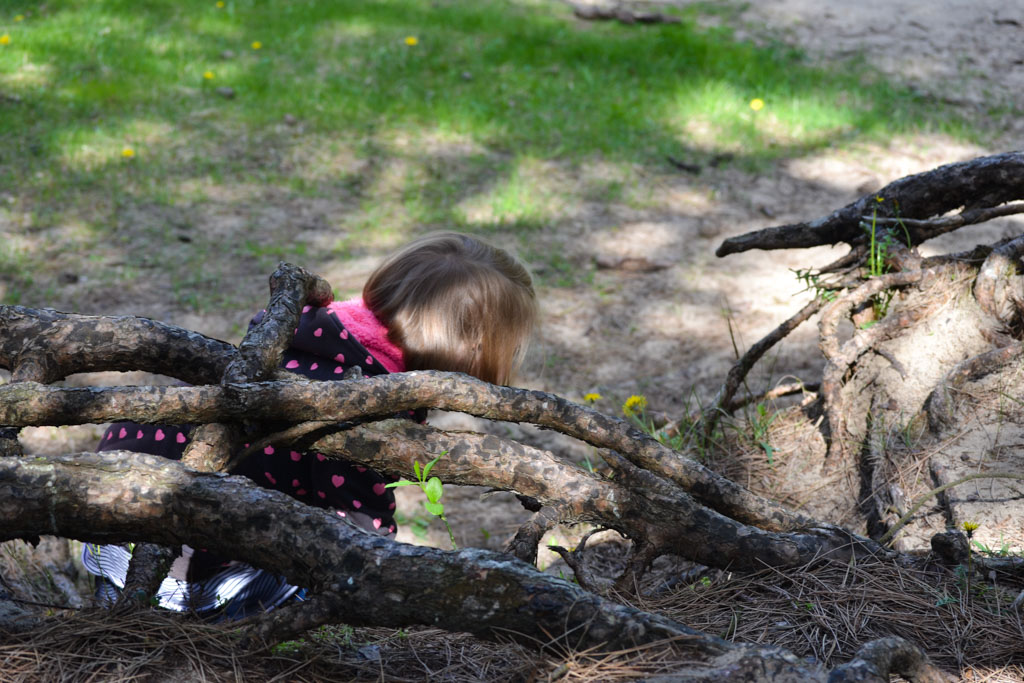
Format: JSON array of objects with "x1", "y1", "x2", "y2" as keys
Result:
[
  {"x1": 413, "y1": 461, "x2": 421, "y2": 480},
  {"x1": 422, "y1": 454, "x2": 442, "y2": 479},
  {"x1": 424, "y1": 476, "x2": 443, "y2": 503},
  {"x1": 423, "y1": 500, "x2": 445, "y2": 517},
  {"x1": 385, "y1": 479, "x2": 416, "y2": 489}
]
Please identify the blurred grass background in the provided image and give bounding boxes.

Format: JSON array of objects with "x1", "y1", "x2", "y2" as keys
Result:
[{"x1": 0, "y1": 0, "x2": 983, "y2": 330}]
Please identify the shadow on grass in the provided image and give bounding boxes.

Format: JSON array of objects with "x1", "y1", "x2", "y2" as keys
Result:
[
  {"x1": 3, "y1": 0, "x2": 964, "y2": 178},
  {"x1": 0, "y1": 0, "x2": 973, "y2": 316}
]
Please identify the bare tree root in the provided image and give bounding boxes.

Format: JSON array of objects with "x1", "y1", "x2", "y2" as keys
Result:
[
  {"x1": 118, "y1": 543, "x2": 174, "y2": 609},
  {"x1": 0, "y1": 305, "x2": 894, "y2": 580},
  {"x1": 0, "y1": 306, "x2": 237, "y2": 385},
  {"x1": 924, "y1": 342, "x2": 1024, "y2": 434},
  {"x1": 311, "y1": 420, "x2": 889, "y2": 573},
  {"x1": 505, "y1": 506, "x2": 560, "y2": 565},
  {"x1": 184, "y1": 262, "x2": 331, "y2": 472},
  {"x1": 817, "y1": 267, "x2": 948, "y2": 463},
  {"x1": 705, "y1": 296, "x2": 823, "y2": 437},
  {"x1": 222, "y1": 262, "x2": 333, "y2": 385},
  {"x1": 879, "y1": 473, "x2": 1024, "y2": 546},
  {"x1": 873, "y1": 201, "x2": 1024, "y2": 237},
  {"x1": 973, "y1": 233, "x2": 1024, "y2": 332},
  {"x1": 548, "y1": 527, "x2": 610, "y2": 593},
  {"x1": 827, "y1": 636, "x2": 954, "y2": 683},
  {"x1": 723, "y1": 380, "x2": 820, "y2": 412},
  {"x1": 717, "y1": 151, "x2": 1024, "y2": 257}
]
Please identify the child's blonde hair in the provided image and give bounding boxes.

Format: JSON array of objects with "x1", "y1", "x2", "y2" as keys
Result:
[{"x1": 363, "y1": 232, "x2": 536, "y2": 385}]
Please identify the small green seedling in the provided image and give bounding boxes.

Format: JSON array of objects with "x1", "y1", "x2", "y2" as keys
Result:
[
  {"x1": 751, "y1": 402, "x2": 778, "y2": 464},
  {"x1": 386, "y1": 452, "x2": 457, "y2": 549}
]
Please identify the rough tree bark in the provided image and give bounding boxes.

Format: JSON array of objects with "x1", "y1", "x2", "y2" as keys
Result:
[
  {"x1": 6, "y1": 152, "x2": 1023, "y2": 679},
  {"x1": 0, "y1": 452, "x2": 948, "y2": 682}
]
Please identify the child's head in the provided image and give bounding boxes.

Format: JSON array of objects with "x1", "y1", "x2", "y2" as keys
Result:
[{"x1": 363, "y1": 232, "x2": 536, "y2": 385}]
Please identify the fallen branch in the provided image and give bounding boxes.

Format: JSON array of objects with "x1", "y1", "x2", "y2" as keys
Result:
[
  {"x1": 2, "y1": 452, "x2": 953, "y2": 681},
  {"x1": 0, "y1": 365, "x2": 814, "y2": 534},
  {"x1": 0, "y1": 451, "x2": 803, "y2": 664},
  {"x1": 717, "y1": 152, "x2": 1024, "y2": 257}
]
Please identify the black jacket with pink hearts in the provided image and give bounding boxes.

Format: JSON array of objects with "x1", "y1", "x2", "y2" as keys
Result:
[{"x1": 98, "y1": 305, "x2": 399, "y2": 539}]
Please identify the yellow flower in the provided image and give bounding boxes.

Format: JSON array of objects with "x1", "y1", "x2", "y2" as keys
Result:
[
  {"x1": 623, "y1": 394, "x2": 647, "y2": 415},
  {"x1": 251, "y1": 40, "x2": 262, "y2": 50},
  {"x1": 121, "y1": 147, "x2": 136, "y2": 159},
  {"x1": 404, "y1": 36, "x2": 418, "y2": 46},
  {"x1": 749, "y1": 98, "x2": 764, "y2": 111},
  {"x1": 215, "y1": 0, "x2": 225, "y2": 6},
  {"x1": 875, "y1": 195, "x2": 885, "y2": 203},
  {"x1": 962, "y1": 521, "x2": 979, "y2": 536},
  {"x1": 0, "y1": 34, "x2": 10, "y2": 46},
  {"x1": 583, "y1": 392, "x2": 602, "y2": 403},
  {"x1": 203, "y1": 70, "x2": 215, "y2": 80},
  {"x1": 15, "y1": 14, "x2": 24, "y2": 21}
]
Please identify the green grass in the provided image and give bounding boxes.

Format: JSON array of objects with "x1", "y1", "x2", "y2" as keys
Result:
[
  {"x1": 1, "y1": 0, "x2": 972, "y2": 183},
  {"x1": 0, "y1": 0, "x2": 985, "y2": 313}
]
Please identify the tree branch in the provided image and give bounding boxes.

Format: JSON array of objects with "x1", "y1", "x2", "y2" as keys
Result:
[
  {"x1": 717, "y1": 152, "x2": 1024, "y2": 257},
  {"x1": 0, "y1": 450, "x2": 813, "y2": 669},
  {"x1": 0, "y1": 306, "x2": 236, "y2": 385},
  {"x1": 0, "y1": 369, "x2": 814, "y2": 533},
  {"x1": 221, "y1": 262, "x2": 333, "y2": 385}
]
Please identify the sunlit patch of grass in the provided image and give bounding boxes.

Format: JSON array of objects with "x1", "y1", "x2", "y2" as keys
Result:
[
  {"x1": 456, "y1": 157, "x2": 563, "y2": 227},
  {"x1": 54, "y1": 119, "x2": 175, "y2": 172}
]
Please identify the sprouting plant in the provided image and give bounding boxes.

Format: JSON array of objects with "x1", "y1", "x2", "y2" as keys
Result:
[
  {"x1": 581, "y1": 451, "x2": 596, "y2": 474},
  {"x1": 386, "y1": 452, "x2": 457, "y2": 549},
  {"x1": 971, "y1": 536, "x2": 1016, "y2": 558},
  {"x1": 791, "y1": 267, "x2": 837, "y2": 303},
  {"x1": 393, "y1": 511, "x2": 432, "y2": 540},
  {"x1": 866, "y1": 204, "x2": 892, "y2": 278},
  {"x1": 271, "y1": 639, "x2": 306, "y2": 655},
  {"x1": 750, "y1": 402, "x2": 778, "y2": 463},
  {"x1": 862, "y1": 196, "x2": 912, "y2": 320},
  {"x1": 862, "y1": 206, "x2": 898, "y2": 318},
  {"x1": 962, "y1": 521, "x2": 979, "y2": 597}
]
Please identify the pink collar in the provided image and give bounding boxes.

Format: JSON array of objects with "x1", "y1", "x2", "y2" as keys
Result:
[{"x1": 326, "y1": 297, "x2": 405, "y2": 373}]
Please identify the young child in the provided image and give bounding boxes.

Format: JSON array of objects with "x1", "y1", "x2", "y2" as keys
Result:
[{"x1": 82, "y1": 232, "x2": 537, "y2": 618}]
